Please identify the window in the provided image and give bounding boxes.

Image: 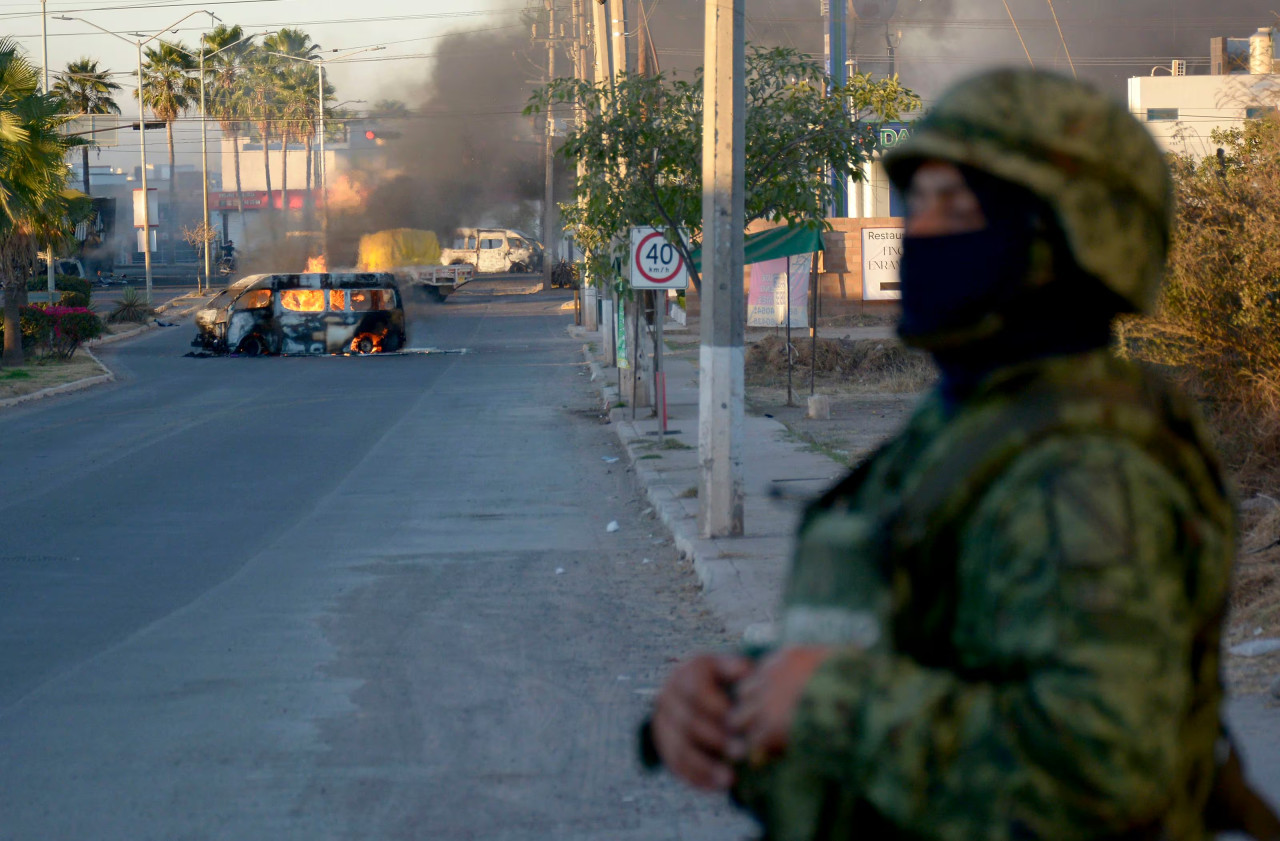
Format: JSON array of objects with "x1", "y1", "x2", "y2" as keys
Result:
[
  {"x1": 280, "y1": 289, "x2": 324, "y2": 311},
  {"x1": 480, "y1": 238, "x2": 504, "y2": 250},
  {"x1": 1246, "y1": 106, "x2": 1277, "y2": 120},
  {"x1": 329, "y1": 289, "x2": 346, "y2": 311},
  {"x1": 465, "y1": 235, "x2": 477, "y2": 249},
  {"x1": 235, "y1": 289, "x2": 272, "y2": 310},
  {"x1": 349, "y1": 289, "x2": 396, "y2": 311},
  {"x1": 1146, "y1": 108, "x2": 1179, "y2": 122}
]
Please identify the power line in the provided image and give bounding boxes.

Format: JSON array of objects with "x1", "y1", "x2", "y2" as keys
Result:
[{"x1": 1045, "y1": 0, "x2": 1076, "y2": 79}]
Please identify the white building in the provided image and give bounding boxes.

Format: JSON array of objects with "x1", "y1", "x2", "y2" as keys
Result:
[{"x1": 1129, "y1": 27, "x2": 1280, "y2": 160}]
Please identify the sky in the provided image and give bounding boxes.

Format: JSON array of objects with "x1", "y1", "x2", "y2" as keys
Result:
[
  {"x1": 6, "y1": 0, "x2": 1279, "y2": 174},
  {"x1": 3, "y1": 0, "x2": 524, "y2": 170}
]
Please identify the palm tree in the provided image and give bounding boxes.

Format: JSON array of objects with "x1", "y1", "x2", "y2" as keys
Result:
[
  {"x1": 202, "y1": 25, "x2": 253, "y2": 228},
  {"x1": 138, "y1": 41, "x2": 198, "y2": 263},
  {"x1": 51, "y1": 58, "x2": 121, "y2": 195},
  {"x1": 0, "y1": 39, "x2": 86, "y2": 367},
  {"x1": 242, "y1": 45, "x2": 279, "y2": 227},
  {"x1": 261, "y1": 30, "x2": 320, "y2": 223}
]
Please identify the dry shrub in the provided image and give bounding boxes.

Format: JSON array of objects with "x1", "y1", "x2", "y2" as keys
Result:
[
  {"x1": 745, "y1": 335, "x2": 935, "y2": 392},
  {"x1": 1119, "y1": 117, "x2": 1280, "y2": 492}
]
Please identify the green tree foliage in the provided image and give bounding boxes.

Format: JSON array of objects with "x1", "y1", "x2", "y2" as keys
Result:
[
  {"x1": 203, "y1": 25, "x2": 255, "y2": 222},
  {"x1": 0, "y1": 38, "x2": 88, "y2": 368},
  {"x1": 138, "y1": 41, "x2": 198, "y2": 263},
  {"x1": 51, "y1": 57, "x2": 121, "y2": 195},
  {"x1": 526, "y1": 46, "x2": 920, "y2": 292}
]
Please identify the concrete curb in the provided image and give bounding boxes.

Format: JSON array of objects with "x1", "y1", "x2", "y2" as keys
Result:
[
  {"x1": 0, "y1": 345, "x2": 114, "y2": 410},
  {"x1": 0, "y1": 293, "x2": 204, "y2": 410}
]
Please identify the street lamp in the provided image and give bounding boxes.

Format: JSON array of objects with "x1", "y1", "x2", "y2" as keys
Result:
[
  {"x1": 268, "y1": 47, "x2": 384, "y2": 259},
  {"x1": 54, "y1": 10, "x2": 218, "y2": 304},
  {"x1": 169, "y1": 31, "x2": 268, "y2": 292}
]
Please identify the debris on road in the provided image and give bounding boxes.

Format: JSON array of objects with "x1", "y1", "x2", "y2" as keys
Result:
[{"x1": 606, "y1": 521, "x2": 620, "y2": 533}]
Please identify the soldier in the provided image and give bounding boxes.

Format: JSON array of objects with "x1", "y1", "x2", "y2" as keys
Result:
[{"x1": 645, "y1": 69, "x2": 1255, "y2": 839}]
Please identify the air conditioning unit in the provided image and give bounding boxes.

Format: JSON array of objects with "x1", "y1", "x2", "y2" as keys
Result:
[{"x1": 1172, "y1": 59, "x2": 1187, "y2": 76}]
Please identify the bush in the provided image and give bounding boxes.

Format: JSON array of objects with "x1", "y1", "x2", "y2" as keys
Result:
[
  {"x1": 0, "y1": 306, "x2": 53, "y2": 351},
  {"x1": 39, "y1": 306, "x2": 103, "y2": 359},
  {"x1": 58, "y1": 290, "x2": 89, "y2": 308},
  {"x1": 107, "y1": 286, "x2": 155, "y2": 324},
  {"x1": 26, "y1": 273, "x2": 91, "y2": 302}
]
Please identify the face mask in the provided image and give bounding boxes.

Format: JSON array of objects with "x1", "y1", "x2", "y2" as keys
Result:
[{"x1": 895, "y1": 222, "x2": 1032, "y2": 345}]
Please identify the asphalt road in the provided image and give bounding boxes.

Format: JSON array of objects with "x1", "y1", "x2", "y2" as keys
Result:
[{"x1": 0, "y1": 279, "x2": 753, "y2": 840}]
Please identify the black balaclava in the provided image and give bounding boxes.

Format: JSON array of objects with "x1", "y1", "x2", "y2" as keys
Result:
[{"x1": 896, "y1": 165, "x2": 1128, "y2": 405}]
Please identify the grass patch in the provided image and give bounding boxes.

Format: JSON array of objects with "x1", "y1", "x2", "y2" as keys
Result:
[
  {"x1": 678, "y1": 486, "x2": 698, "y2": 499},
  {"x1": 638, "y1": 453, "x2": 662, "y2": 460},
  {"x1": 658, "y1": 437, "x2": 692, "y2": 450},
  {"x1": 0, "y1": 353, "x2": 108, "y2": 400}
]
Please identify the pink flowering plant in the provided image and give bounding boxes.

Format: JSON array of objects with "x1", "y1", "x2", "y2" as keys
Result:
[{"x1": 32, "y1": 305, "x2": 103, "y2": 359}]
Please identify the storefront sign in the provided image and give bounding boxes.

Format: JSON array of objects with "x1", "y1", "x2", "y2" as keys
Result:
[{"x1": 861, "y1": 227, "x2": 903, "y2": 301}]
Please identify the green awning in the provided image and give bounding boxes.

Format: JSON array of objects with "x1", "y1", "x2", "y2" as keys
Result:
[{"x1": 690, "y1": 224, "x2": 824, "y2": 272}]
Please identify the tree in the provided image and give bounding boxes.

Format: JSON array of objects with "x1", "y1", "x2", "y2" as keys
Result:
[
  {"x1": 138, "y1": 41, "x2": 198, "y2": 263},
  {"x1": 258, "y1": 29, "x2": 320, "y2": 227},
  {"x1": 51, "y1": 57, "x2": 121, "y2": 195},
  {"x1": 369, "y1": 99, "x2": 409, "y2": 119},
  {"x1": 526, "y1": 46, "x2": 920, "y2": 294},
  {"x1": 0, "y1": 39, "x2": 87, "y2": 367},
  {"x1": 203, "y1": 25, "x2": 254, "y2": 228}
]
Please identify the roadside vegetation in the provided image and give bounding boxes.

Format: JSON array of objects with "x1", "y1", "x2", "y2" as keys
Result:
[{"x1": 1112, "y1": 115, "x2": 1280, "y2": 645}]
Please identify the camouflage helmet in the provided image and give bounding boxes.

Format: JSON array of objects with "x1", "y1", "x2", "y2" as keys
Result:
[{"x1": 883, "y1": 68, "x2": 1172, "y2": 314}]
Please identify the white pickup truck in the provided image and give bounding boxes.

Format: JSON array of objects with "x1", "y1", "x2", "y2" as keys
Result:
[
  {"x1": 395, "y1": 264, "x2": 475, "y2": 302},
  {"x1": 439, "y1": 228, "x2": 543, "y2": 274}
]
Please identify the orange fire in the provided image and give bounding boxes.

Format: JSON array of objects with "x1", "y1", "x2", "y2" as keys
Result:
[
  {"x1": 350, "y1": 331, "x2": 384, "y2": 354},
  {"x1": 304, "y1": 254, "x2": 329, "y2": 273}
]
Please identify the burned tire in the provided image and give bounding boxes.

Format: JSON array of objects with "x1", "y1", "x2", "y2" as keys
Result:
[
  {"x1": 354, "y1": 336, "x2": 376, "y2": 354},
  {"x1": 237, "y1": 335, "x2": 266, "y2": 356},
  {"x1": 509, "y1": 261, "x2": 528, "y2": 274}
]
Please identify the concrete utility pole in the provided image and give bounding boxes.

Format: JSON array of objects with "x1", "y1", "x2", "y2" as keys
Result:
[
  {"x1": 541, "y1": 0, "x2": 557, "y2": 293},
  {"x1": 823, "y1": 0, "x2": 848, "y2": 216},
  {"x1": 593, "y1": 0, "x2": 616, "y2": 364},
  {"x1": 698, "y1": 0, "x2": 745, "y2": 538},
  {"x1": 609, "y1": 0, "x2": 650, "y2": 409},
  {"x1": 571, "y1": 0, "x2": 592, "y2": 327}
]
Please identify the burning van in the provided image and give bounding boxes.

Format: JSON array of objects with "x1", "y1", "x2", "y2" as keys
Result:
[{"x1": 192, "y1": 272, "x2": 406, "y2": 356}]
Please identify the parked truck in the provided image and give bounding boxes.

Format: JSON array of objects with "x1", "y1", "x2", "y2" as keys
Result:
[{"x1": 439, "y1": 228, "x2": 543, "y2": 274}]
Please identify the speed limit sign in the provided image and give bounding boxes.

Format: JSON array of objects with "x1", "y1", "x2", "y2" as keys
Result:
[{"x1": 630, "y1": 227, "x2": 688, "y2": 289}]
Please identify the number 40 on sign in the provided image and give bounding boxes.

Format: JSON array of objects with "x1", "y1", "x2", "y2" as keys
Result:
[{"x1": 630, "y1": 227, "x2": 689, "y2": 290}]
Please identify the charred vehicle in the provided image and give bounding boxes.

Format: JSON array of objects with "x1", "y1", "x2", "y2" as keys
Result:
[
  {"x1": 439, "y1": 228, "x2": 544, "y2": 274},
  {"x1": 192, "y1": 272, "x2": 406, "y2": 356}
]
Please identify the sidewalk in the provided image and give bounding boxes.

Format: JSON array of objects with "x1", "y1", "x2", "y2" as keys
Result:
[{"x1": 572, "y1": 322, "x2": 844, "y2": 639}]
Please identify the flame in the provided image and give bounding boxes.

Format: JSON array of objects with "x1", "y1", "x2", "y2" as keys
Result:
[
  {"x1": 350, "y1": 331, "x2": 385, "y2": 354},
  {"x1": 305, "y1": 254, "x2": 328, "y2": 273}
]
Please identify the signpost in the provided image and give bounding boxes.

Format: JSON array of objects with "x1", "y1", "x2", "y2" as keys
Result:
[
  {"x1": 629, "y1": 227, "x2": 688, "y2": 434},
  {"x1": 629, "y1": 227, "x2": 689, "y2": 290}
]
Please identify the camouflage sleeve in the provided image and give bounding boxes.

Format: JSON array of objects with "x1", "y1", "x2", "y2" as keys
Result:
[{"x1": 786, "y1": 434, "x2": 1219, "y2": 841}]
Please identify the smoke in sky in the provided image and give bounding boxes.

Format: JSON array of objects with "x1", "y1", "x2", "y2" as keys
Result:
[{"x1": 337, "y1": 0, "x2": 1275, "y2": 263}]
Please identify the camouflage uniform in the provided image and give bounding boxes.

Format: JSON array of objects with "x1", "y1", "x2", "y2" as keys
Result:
[{"x1": 731, "y1": 70, "x2": 1238, "y2": 841}]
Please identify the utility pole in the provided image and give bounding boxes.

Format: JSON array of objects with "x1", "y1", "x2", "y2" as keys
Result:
[
  {"x1": 823, "y1": 0, "x2": 848, "y2": 217},
  {"x1": 571, "y1": 0, "x2": 592, "y2": 327},
  {"x1": 698, "y1": 0, "x2": 745, "y2": 538},
  {"x1": 541, "y1": 0, "x2": 557, "y2": 293},
  {"x1": 593, "y1": 0, "x2": 615, "y2": 364},
  {"x1": 41, "y1": 0, "x2": 54, "y2": 305},
  {"x1": 608, "y1": 0, "x2": 649, "y2": 409}
]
